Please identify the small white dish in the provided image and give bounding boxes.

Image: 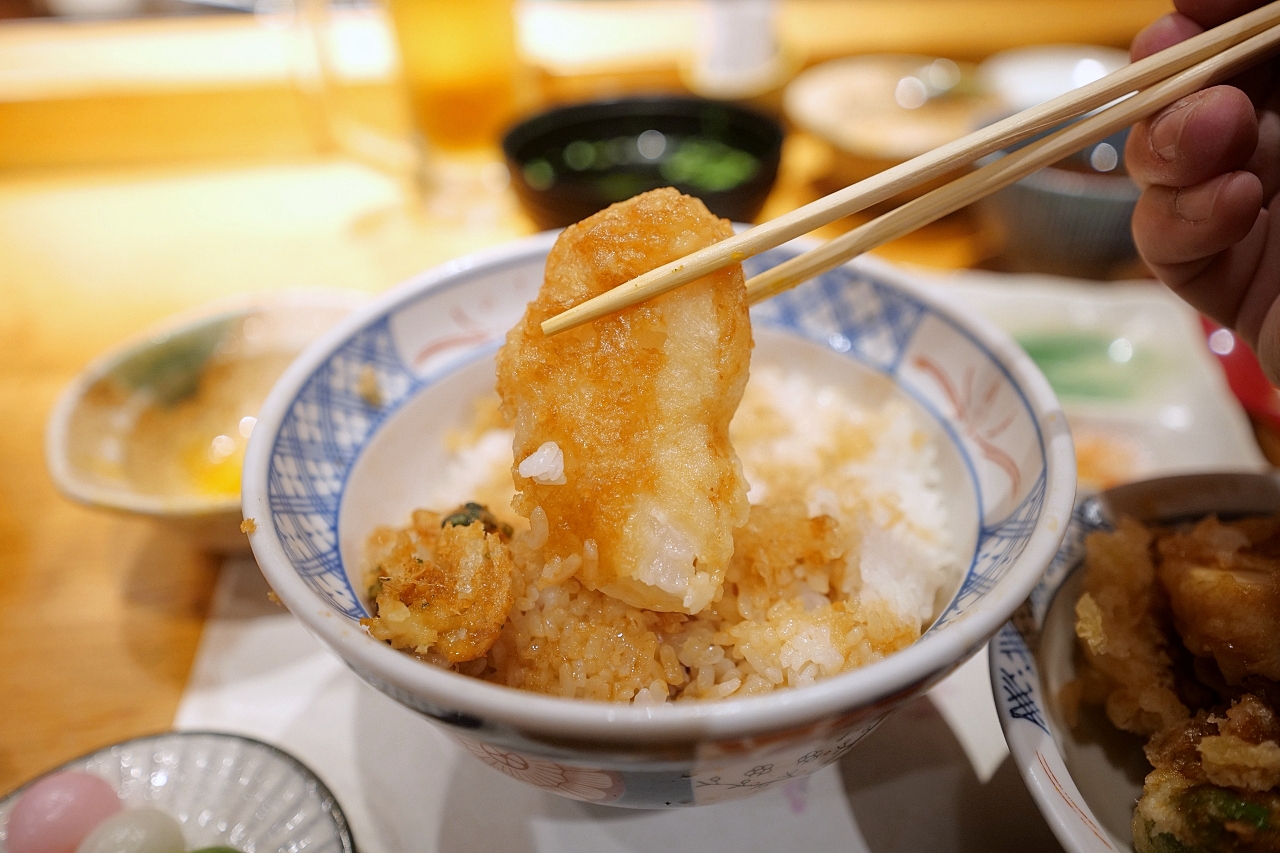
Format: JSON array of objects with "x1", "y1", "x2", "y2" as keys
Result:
[
  {"x1": 45, "y1": 290, "x2": 363, "y2": 552},
  {"x1": 783, "y1": 54, "x2": 999, "y2": 200},
  {"x1": 785, "y1": 54, "x2": 994, "y2": 163},
  {"x1": 939, "y1": 273, "x2": 1268, "y2": 489},
  {"x1": 0, "y1": 730, "x2": 356, "y2": 852}
]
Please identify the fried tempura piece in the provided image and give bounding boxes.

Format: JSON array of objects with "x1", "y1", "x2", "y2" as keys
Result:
[
  {"x1": 1130, "y1": 764, "x2": 1280, "y2": 853},
  {"x1": 1073, "y1": 517, "x2": 1189, "y2": 737},
  {"x1": 495, "y1": 188, "x2": 752, "y2": 614},
  {"x1": 1159, "y1": 516, "x2": 1280, "y2": 684},
  {"x1": 1134, "y1": 697, "x2": 1280, "y2": 852},
  {"x1": 362, "y1": 506, "x2": 515, "y2": 663},
  {"x1": 1069, "y1": 513, "x2": 1280, "y2": 851}
]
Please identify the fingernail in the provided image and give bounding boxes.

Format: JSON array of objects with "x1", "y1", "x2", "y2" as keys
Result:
[
  {"x1": 1174, "y1": 180, "x2": 1222, "y2": 223},
  {"x1": 1150, "y1": 98, "x2": 1197, "y2": 161}
]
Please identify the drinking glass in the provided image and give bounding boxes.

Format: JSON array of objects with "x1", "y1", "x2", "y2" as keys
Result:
[{"x1": 383, "y1": 0, "x2": 521, "y2": 152}]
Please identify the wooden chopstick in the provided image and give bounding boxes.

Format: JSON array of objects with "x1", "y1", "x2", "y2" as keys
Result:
[
  {"x1": 746, "y1": 19, "x2": 1280, "y2": 304},
  {"x1": 541, "y1": 0, "x2": 1280, "y2": 336}
]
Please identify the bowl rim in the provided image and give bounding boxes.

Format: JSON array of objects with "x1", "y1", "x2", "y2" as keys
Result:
[
  {"x1": 976, "y1": 44, "x2": 1131, "y2": 116},
  {"x1": 0, "y1": 729, "x2": 356, "y2": 852},
  {"x1": 973, "y1": 142, "x2": 1140, "y2": 201},
  {"x1": 242, "y1": 231, "x2": 1076, "y2": 743},
  {"x1": 44, "y1": 288, "x2": 367, "y2": 519},
  {"x1": 500, "y1": 94, "x2": 785, "y2": 165}
]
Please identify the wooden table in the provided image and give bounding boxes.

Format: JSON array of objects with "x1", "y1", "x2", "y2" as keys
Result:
[{"x1": 0, "y1": 0, "x2": 1183, "y2": 795}]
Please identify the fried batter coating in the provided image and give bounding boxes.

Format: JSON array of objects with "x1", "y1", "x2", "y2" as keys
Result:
[
  {"x1": 1159, "y1": 516, "x2": 1280, "y2": 685},
  {"x1": 480, "y1": 494, "x2": 917, "y2": 701},
  {"x1": 362, "y1": 507, "x2": 515, "y2": 663},
  {"x1": 1135, "y1": 699, "x2": 1280, "y2": 852},
  {"x1": 1073, "y1": 513, "x2": 1280, "y2": 853},
  {"x1": 1132, "y1": 766, "x2": 1280, "y2": 853},
  {"x1": 1073, "y1": 517, "x2": 1188, "y2": 736},
  {"x1": 495, "y1": 188, "x2": 751, "y2": 614}
]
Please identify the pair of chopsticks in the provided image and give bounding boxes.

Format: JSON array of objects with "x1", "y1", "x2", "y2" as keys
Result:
[{"x1": 542, "y1": 1, "x2": 1280, "y2": 337}]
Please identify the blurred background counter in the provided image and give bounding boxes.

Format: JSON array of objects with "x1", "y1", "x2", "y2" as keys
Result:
[
  {"x1": 0, "y1": 1, "x2": 1166, "y2": 169},
  {"x1": 1, "y1": 0, "x2": 1169, "y2": 796}
]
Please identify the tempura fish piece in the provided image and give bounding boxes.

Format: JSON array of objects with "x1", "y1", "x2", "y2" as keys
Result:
[
  {"x1": 362, "y1": 505, "x2": 515, "y2": 663},
  {"x1": 495, "y1": 188, "x2": 752, "y2": 614}
]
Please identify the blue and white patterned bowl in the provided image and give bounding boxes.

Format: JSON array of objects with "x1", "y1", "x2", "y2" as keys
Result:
[
  {"x1": 243, "y1": 233, "x2": 1075, "y2": 808},
  {"x1": 0, "y1": 731, "x2": 354, "y2": 852},
  {"x1": 991, "y1": 472, "x2": 1280, "y2": 852}
]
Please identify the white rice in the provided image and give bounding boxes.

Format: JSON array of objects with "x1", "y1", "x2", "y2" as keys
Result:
[{"x1": 381, "y1": 362, "x2": 962, "y2": 702}]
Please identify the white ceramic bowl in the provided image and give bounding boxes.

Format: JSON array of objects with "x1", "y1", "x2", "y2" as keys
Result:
[
  {"x1": 46, "y1": 290, "x2": 364, "y2": 552},
  {"x1": 975, "y1": 45, "x2": 1139, "y2": 278},
  {"x1": 991, "y1": 471, "x2": 1280, "y2": 852},
  {"x1": 242, "y1": 234, "x2": 1075, "y2": 808},
  {"x1": 0, "y1": 731, "x2": 355, "y2": 852},
  {"x1": 977, "y1": 45, "x2": 1130, "y2": 116}
]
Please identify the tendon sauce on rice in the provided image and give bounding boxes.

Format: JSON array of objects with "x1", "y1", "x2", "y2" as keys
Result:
[{"x1": 361, "y1": 189, "x2": 960, "y2": 704}]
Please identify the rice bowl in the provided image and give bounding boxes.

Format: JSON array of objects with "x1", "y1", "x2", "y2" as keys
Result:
[{"x1": 243, "y1": 233, "x2": 1075, "y2": 807}]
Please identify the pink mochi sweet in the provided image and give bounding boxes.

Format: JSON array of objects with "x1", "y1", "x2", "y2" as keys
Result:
[{"x1": 5, "y1": 771, "x2": 123, "y2": 853}]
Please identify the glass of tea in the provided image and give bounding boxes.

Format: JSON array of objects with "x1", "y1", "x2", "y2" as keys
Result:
[{"x1": 384, "y1": 0, "x2": 521, "y2": 152}]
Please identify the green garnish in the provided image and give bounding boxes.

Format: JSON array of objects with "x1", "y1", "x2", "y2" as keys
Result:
[
  {"x1": 1015, "y1": 332, "x2": 1159, "y2": 401},
  {"x1": 523, "y1": 159, "x2": 555, "y2": 191},
  {"x1": 1184, "y1": 786, "x2": 1271, "y2": 832},
  {"x1": 441, "y1": 503, "x2": 513, "y2": 540},
  {"x1": 660, "y1": 138, "x2": 759, "y2": 193}
]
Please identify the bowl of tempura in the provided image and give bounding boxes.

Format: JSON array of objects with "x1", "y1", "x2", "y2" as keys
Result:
[
  {"x1": 243, "y1": 188, "x2": 1075, "y2": 808},
  {"x1": 992, "y1": 471, "x2": 1280, "y2": 852}
]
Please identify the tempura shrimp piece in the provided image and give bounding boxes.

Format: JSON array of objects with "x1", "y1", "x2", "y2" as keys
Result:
[
  {"x1": 495, "y1": 188, "x2": 752, "y2": 614},
  {"x1": 362, "y1": 505, "x2": 515, "y2": 663}
]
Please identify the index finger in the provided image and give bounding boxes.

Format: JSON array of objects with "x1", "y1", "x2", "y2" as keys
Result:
[
  {"x1": 1175, "y1": 0, "x2": 1274, "y2": 28},
  {"x1": 1133, "y1": 1, "x2": 1280, "y2": 102},
  {"x1": 1131, "y1": 12, "x2": 1206, "y2": 61}
]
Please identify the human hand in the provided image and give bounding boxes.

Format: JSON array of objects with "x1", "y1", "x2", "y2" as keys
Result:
[{"x1": 1126, "y1": 0, "x2": 1280, "y2": 381}]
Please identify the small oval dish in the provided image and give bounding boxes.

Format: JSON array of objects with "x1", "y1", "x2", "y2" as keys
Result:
[
  {"x1": 45, "y1": 290, "x2": 364, "y2": 552},
  {"x1": 991, "y1": 471, "x2": 1280, "y2": 852},
  {"x1": 784, "y1": 54, "x2": 998, "y2": 205},
  {"x1": 241, "y1": 233, "x2": 1075, "y2": 808},
  {"x1": 0, "y1": 730, "x2": 356, "y2": 853}
]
